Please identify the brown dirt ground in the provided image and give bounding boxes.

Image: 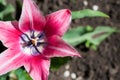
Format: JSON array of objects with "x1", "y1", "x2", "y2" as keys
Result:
[{"x1": 37, "y1": 0, "x2": 120, "y2": 80}]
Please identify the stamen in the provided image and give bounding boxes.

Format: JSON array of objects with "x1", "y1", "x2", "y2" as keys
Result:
[
  {"x1": 33, "y1": 45, "x2": 41, "y2": 54},
  {"x1": 31, "y1": 40, "x2": 36, "y2": 45},
  {"x1": 20, "y1": 36, "x2": 26, "y2": 42},
  {"x1": 31, "y1": 31, "x2": 35, "y2": 38},
  {"x1": 37, "y1": 42, "x2": 46, "y2": 46},
  {"x1": 37, "y1": 32, "x2": 44, "y2": 38},
  {"x1": 20, "y1": 31, "x2": 47, "y2": 56}
]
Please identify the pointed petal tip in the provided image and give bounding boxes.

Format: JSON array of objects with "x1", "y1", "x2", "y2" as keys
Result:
[
  {"x1": 58, "y1": 9, "x2": 72, "y2": 20},
  {"x1": 72, "y1": 50, "x2": 81, "y2": 58},
  {"x1": 65, "y1": 9, "x2": 71, "y2": 15},
  {"x1": 19, "y1": 0, "x2": 45, "y2": 31},
  {"x1": 44, "y1": 35, "x2": 82, "y2": 58},
  {"x1": 45, "y1": 9, "x2": 72, "y2": 37},
  {"x1": 75, "y1": 53, "x2": 82, "y2": 58}
]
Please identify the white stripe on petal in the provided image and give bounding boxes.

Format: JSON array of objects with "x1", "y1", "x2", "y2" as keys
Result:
[
  {"x1": 0, "y1": 53, "x2": 21, "y2": 70},
  {"x1": 49, "y1": 46, "x2": 74, "y2": 55}
]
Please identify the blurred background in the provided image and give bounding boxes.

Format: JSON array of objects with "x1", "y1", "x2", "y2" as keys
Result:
[{"x1": 0, "y1": 0, "x2": 120, "y2": 80}]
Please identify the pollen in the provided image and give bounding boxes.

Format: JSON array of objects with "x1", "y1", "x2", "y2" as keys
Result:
[
  {"x1": 31, "y1": 38, "x2": 37, "y2": 45},
  {"x1": 31, "y1": 40, "x2": 35, "y2": 44}
]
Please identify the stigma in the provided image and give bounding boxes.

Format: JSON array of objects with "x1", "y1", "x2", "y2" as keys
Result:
[{"x1": 20, "y1": 31, "x2": 47, "y2": 56}]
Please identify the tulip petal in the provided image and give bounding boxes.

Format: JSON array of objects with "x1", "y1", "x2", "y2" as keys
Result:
[
  {"x1": 0, "y1": 49, "x2": 24, "y2": 75},
  {"x1": 44, "y1": 9, "x2": 71, "y2": 37},
  {"x1": 44, "y1": 35, "x2": 81, "y2": 58},
  {"x1": 0, "y1": 21, "x2": 21, "y2": 47},
  {"x1": 19, "y1": 0, "x2": 45, "y2": 32},
  {"x1": 24, "y1": 56, "x2": 50, "y2": 80}
]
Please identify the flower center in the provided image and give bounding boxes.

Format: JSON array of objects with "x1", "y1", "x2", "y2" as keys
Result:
[{"x1": 20, "y1": 31, "x2": 47, "y2": 56}]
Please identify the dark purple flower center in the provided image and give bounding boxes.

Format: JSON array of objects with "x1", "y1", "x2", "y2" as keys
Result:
[{"x1": 20, "y1": 31, "x2": 47, "y2": 56}]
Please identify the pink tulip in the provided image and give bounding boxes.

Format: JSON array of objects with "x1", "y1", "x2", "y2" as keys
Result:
[{"x1": 0, "y1": 0, "x2": 81, "y2": 80}]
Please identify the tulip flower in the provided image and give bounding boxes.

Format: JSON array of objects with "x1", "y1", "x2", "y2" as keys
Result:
[{"x1": 0, "y1": 0, "x2": 81, "y2": 80}]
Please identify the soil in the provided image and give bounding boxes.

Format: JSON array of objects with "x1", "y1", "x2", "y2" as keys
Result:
[
  {"x1": 37, "y1": 0, "x2": 120, "y2": 80},
  {"x1": 1, "y1": 0, "x2": 120, "y2": 80}
]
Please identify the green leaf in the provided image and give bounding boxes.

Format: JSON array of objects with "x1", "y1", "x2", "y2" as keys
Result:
[
  {"x1": 63, "y1": 26, "x2": 87, "y2": 46},
  {"x1": 15, "y1": 68, "x2": 32, "y2": 80},
  {"x1": 0, "y1": 0, "x2": 6, "y2": 6},
  {"x1": 85, "y1": 41, "x2": 91, "y2": 48},
  {"x1": 51, "y1": 57, "x2": 71, "y2": 70},
  {"x1": 91, "y1": 44, "x2": 97, "y2": 50},
  {"x1": 86, "y1": 25, "x2": 93, "y2": 32},
  {"x1": 0, "y1": 73, "x2": 8, "y2": 80},
  {"x1": 63, "y1": 26, "x2": 117, "y2": 47},
  {"x1": 72, "y1": 9, "x2": 109, "y2": 19},
  {"x1": 0, "y1": 4, "x2": 15, "y2": 20},
  {"x1": 0, "y1": 0, "x2": 15, "y2": 20},
  {"x1": 84, "y1": 26, "x2": 116, "y2": 46}
]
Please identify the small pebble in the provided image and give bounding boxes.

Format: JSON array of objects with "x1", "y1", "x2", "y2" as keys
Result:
[
  {"x1": 64, "y1": 70, "x2": 70, "y2": 77},
  {"x1": 83, "y1": 0, "x2": 88, "y2": 6},
  {"x1": 9, "y1": 72, "x2": 17, "y2": 80},
  {"x1": 65, "y1": 64, "x2": 70, "y2": 69},
  {"x1": 71, "y1": 73, "x2": 77, "y2": 79},
  {"x1": 92, "y1": 5, "x2": 99, "y2": 11},
  {"x1": 76, "y1": 76, "x2": 83, "y2": 80}
]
